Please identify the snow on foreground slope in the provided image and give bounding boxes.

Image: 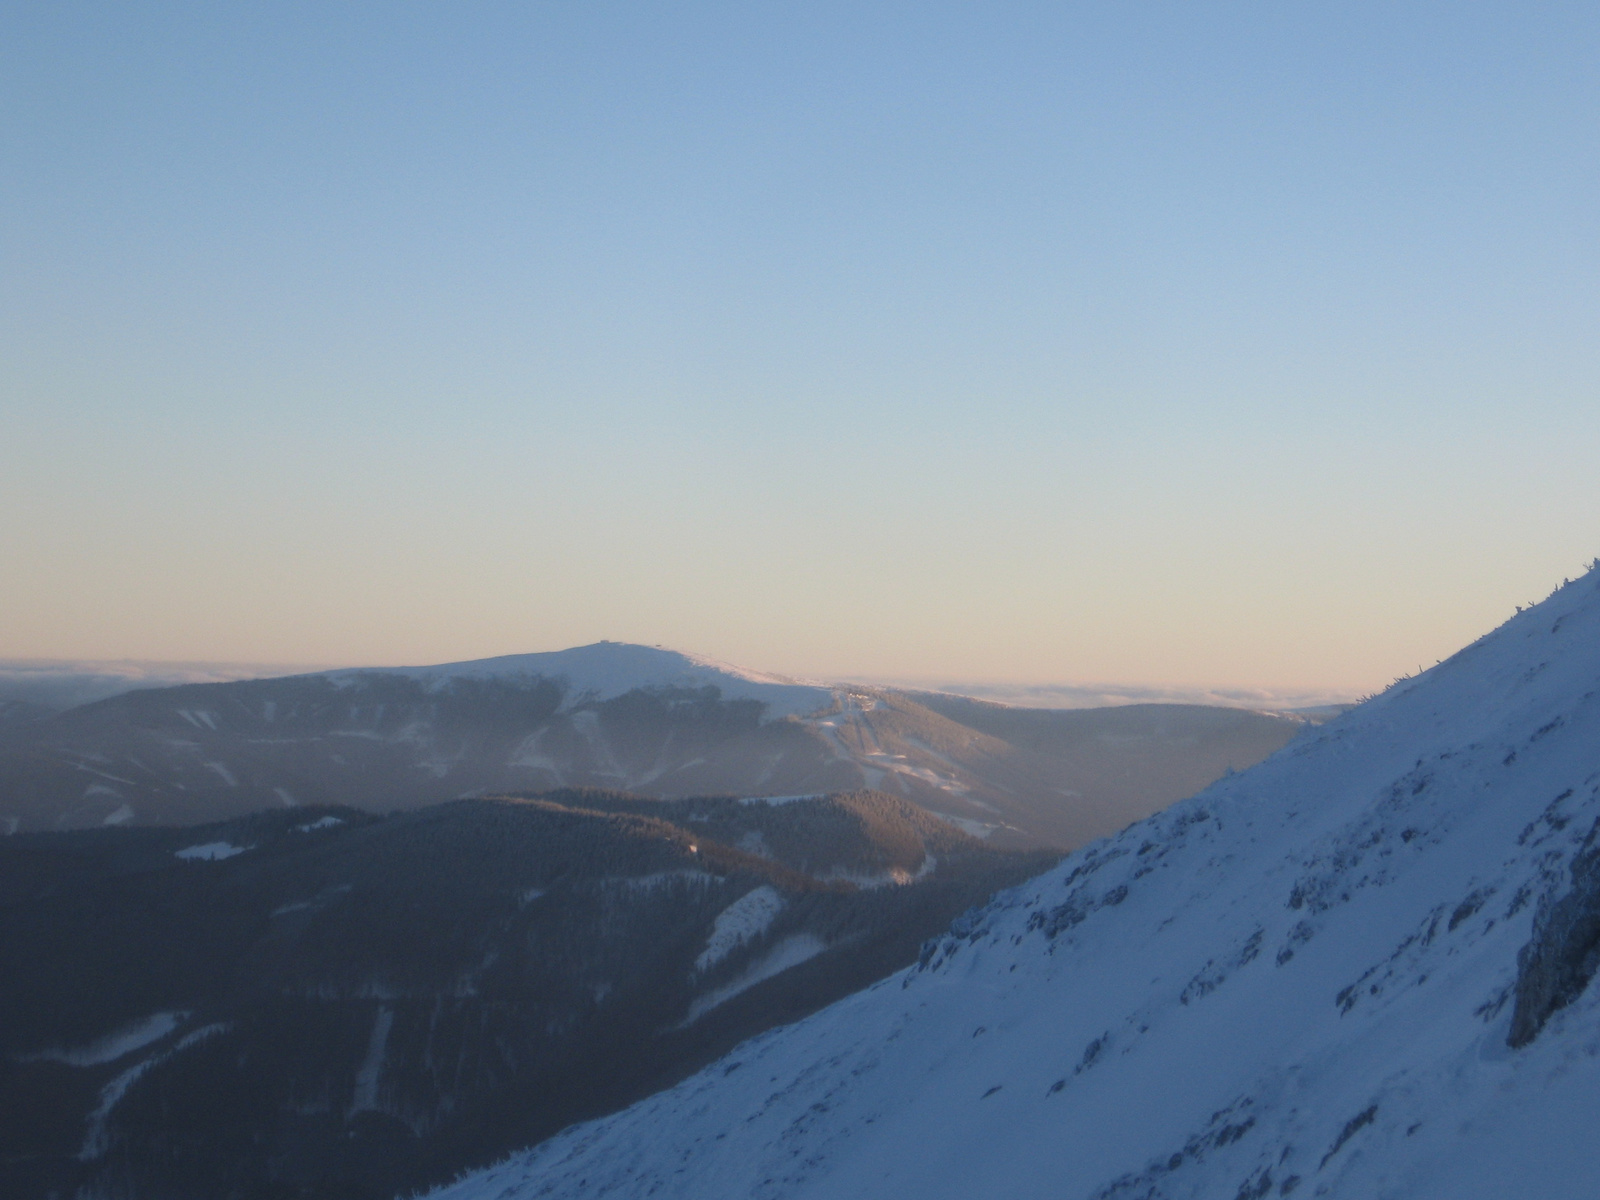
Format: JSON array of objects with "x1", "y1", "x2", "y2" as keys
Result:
[{"x1": 426, "y1": 572, "x2": 1600, "y2": 1200}]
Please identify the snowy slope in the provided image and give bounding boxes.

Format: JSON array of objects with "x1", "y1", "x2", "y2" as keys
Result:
[
  {"x1": 427, "y1": 568, "x2": 1600, "y2": 1200},
  {"x1": 337, "y1": 642, "x2": 835, "y2": 720}
]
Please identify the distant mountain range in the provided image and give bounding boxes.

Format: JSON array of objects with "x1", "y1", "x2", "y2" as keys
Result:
[
  {"x1": 420, "y1": 572, "x2": 1600, "y2": 1200},
  {"x1": 0, "y1": 659, "x2": 325, "y2": 716},
  {"x1": 0, "y1": 642, "x2": 1310, "y2": 848},
  {"x1": 0, "y1": 787, "x2": 1054, "y2": 1200}
]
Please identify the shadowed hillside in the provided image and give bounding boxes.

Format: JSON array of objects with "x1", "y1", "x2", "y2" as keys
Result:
[{"x1": 0, "y1": 790, "x2": 1054, "y2": 1200}]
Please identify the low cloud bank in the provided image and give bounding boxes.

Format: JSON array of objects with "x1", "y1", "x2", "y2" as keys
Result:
[{"x1": 850, "y1": 678, "x2": 1361, "y2": 713}]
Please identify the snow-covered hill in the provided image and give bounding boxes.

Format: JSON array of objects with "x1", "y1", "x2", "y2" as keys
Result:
[
  {"x1": 426, "y1": 567, "x2": 1600, "y2": 1200},
  {"x1": 0, "y1": 645, "x2": 1302, "y2": 848},
  {"x1": 337, "y1": 642, "x2": 836, "y2": 720}
]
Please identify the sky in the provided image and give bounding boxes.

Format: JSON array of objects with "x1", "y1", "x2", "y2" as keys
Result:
[{"x1": 2, "y1": 1, "x2": 1597, "y2": 695}]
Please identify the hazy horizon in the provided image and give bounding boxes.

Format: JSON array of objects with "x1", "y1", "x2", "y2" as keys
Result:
[
  {"x1": 5, "y1": 3, "x2": 1596, "y2": 694},
  {"x1": 0, "y1": 644, "x2": 1382, "y2": 715}
]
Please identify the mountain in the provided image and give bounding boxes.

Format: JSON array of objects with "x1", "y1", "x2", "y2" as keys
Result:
[
  {"x1": 0, "y1": 643, "x2": 1305, "y2": 848},
  {"x1": 0, "y1": 788, "x2": 1054, "y2": 1200},
  {"x1": 422, "y1": 568, "x2": 1600, "y2": 1200},
  {"x1": 0, "y1": 659, "x2": 318, "y2": 716}
]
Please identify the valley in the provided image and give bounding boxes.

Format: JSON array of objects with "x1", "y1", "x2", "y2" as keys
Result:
[{"x1": 0, "y1": 788, "x2": 1054, "y2": 1200}]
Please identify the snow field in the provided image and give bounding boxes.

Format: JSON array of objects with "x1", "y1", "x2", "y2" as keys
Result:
[
  {"x1": 174, "y1": 841, "x2": 251, "y2": 861},
  {"x1": 696, "y1": 887, "x2": 786, "y2": 973}
]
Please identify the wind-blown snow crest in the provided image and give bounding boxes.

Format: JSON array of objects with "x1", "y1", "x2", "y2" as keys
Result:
[
  {"x1": 331, "y1": 643, "x2": 836, "y2": 720},
  {"x1": 427, "y1": 568, "x2": 1600, "y2": 1200}
]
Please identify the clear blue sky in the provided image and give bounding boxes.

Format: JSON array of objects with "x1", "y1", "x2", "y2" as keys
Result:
[{"x1": 3, "y1": 2, "x2": 1597, "y2": 691}]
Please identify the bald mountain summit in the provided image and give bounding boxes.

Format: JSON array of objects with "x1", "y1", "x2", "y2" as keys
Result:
[
  {"x1": 0, "y1": 643, "x2": 1307, "y2": 849},
  {"x1": 424, "y1": 566, "x2": 1600, "y2": 1200}
]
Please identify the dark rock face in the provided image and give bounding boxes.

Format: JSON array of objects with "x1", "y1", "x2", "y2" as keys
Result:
[
  {"x1": 1508, "y1": 836, "x2": 1600, "y2": 1048},
  {"x1": 0, "y1": 790, "x2": 1055, "y2": 1200}
]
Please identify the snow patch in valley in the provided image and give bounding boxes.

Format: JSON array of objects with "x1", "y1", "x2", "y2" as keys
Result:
[
  {"x1": 203, "y1": 761, "x2": 237, "y2": 786},
  {"x1": 859, "y1": 751, "x2": 970, "y2": 793},
  {"x1": 823, "y1": 855, "x2": 936, "y2": 889},
  {"x1": 272, "y1": 883, "x2": 351, "y2": 917},
  {"x1": 685, "y1": 934, "x2": 827, "y2": 1024},
  {"x1": 71, "y1": 761, "x2": 137, "y2": 786},
  {"x1": 101, "y1": 804, "x2": 134, "y2": 826},
  {"x1": 696, "y1": 887, "x2": 785, "y2": 972},
  {"x1": 175, "y1": 841, "x2": 250, "y2": 861},
  {"x1": 737, "y1": 794, "x2": 821, "y2": 807},
  {"x1": 596, "y1": 870, "x2": 714, "y2": 894},
  {"x1": 936, "y1": 813, "x2": 997, "y2": 839},
  {"x1": 349, "y1": 1006, "x2": 394, "y2": 1114},
  {"x1": 20, "y1": 1011, "x2": 188, "y2": 1067},
  {"x1": 293, "y1": 816, "x2": 343, "y2": 832},
  {"x1": 78, "y1": 1023, "x2": 229, "y2": 1160}
]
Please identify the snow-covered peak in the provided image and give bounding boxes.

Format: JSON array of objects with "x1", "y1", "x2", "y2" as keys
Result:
[
  {"x1": 425, "y1": 568, "x2": 1600, "y2": 1200},
  {"x1": 331, "y1": 642, "x2": 836, "y2": 720}
]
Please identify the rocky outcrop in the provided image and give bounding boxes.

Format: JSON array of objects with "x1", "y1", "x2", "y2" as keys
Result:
[{"x1": 1508, "y1": 832, "x2": 1600, "y2": 1048}]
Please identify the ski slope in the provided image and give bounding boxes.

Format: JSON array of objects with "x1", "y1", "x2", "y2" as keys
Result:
[{"x1": 427, "y1": 567, "x2": 1600, "y2": 1200}]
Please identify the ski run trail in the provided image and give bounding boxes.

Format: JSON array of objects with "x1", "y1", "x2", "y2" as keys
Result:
[{"x1": 428, "y1": 567, "x2": 1600, "y2": 1200}]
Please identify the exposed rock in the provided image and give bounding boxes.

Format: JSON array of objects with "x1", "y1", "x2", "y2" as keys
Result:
[{"x1": 1508, "y1": 834, "x2": 1600, "y2": 1048}]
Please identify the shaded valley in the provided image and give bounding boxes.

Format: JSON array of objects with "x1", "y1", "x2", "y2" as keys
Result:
[{"x1": 0, "y1": 788, "x2": 1053, "y2": 1200}]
